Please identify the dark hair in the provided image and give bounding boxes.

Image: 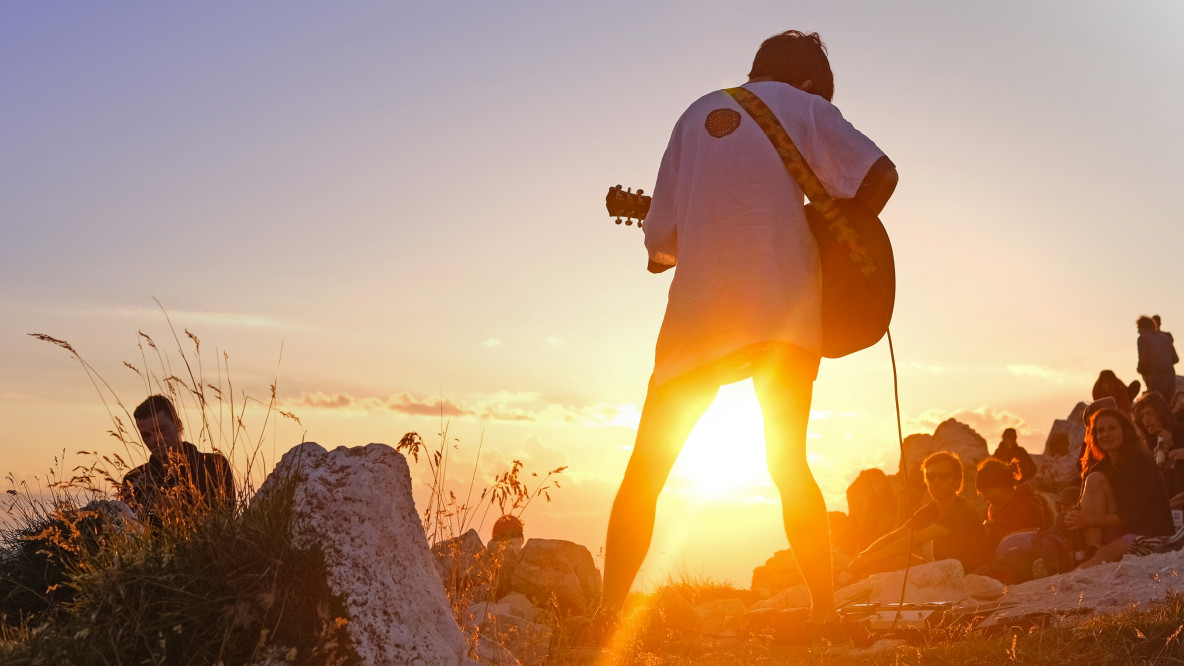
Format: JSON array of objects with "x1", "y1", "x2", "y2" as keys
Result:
[
  {"x1": 1132, "y1": 392, "x2": 1176, "y2": 441},
  {"x1": 922, "y1": 450, "x2": 963, "y2": 491},
  {"x1": 134, "y1": 395, "x2": 180, "y2": 428},
  {"x1": 491, "y1": 514, "x2": 524, "y2": 541},
  {"x1": 1080, "y1": 407, "x2": 1147, "y2": 477},
  {"x1": 976, "y1": 458, "x2": 1020, "y2": 490},
  {"x1": 1137, "y1": 315, "x2": 1157, "y2": 332},
  {"x1": 749, "y1": 30, "x2": 835, "y2": 101}
]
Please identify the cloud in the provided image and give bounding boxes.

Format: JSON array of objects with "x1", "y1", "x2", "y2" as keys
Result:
[
  {"x1": 906, "y1": 405, "x2": 1042, "y2": 443},
  {"x1": 1006, "y1": 364, "x2": 1060, "y2": 379},
  {"x1": 482, "y1": 338, "x2": 502, "y2": 348},
  {"x1": 52, "y1": 305, "x2": 314, "y2": 332},
  {"x1": 285, "y1": 389, "x2": 640, "y2": 428}
]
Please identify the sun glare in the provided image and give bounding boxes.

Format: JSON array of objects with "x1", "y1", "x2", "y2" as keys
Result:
[{"x1": 669, "y1": 380, "x2": 774, "y2": 500}]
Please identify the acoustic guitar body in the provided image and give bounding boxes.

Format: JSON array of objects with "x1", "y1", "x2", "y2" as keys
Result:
[{"x1": 804, "y1": 198, "x2": 895, "y2": 359}]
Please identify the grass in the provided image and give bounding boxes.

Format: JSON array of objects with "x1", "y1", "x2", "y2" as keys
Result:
[
  {"x1": 1, "y1": 315, "x2": 358, "y2": 664},
  {"x1": 544, "y1": 584, "x2": 1184, "y2": 665},
  {"x1": 2, "y1": 312, "x2": 570, "y2": 664}
]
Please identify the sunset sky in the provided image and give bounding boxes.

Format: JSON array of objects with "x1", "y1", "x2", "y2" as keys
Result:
[{"x1": 3, "y1": 2, "x2": 1182, "y2": 587}]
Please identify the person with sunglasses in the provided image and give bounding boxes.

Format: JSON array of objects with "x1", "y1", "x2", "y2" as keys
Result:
[{"x1": 846, "y1": 451, "x2": 990, "y2": 578}]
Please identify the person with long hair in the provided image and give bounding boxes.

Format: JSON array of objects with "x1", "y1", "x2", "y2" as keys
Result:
[
  {"x1": 1132, "y1": 391, "x2": 1184, "y2": 497},
  {"x1": 1064, "y1": 407, "x2": 1173, "y2": 567}
]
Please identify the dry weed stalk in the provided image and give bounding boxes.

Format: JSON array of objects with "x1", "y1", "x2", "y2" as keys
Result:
[{"x1": 395, "y1": 420, "x2": 567, "y2": 658}]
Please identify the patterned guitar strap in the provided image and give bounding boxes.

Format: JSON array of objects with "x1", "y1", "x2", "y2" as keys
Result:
[{"x1": 724, "y1": 86, "x2": 878, "y2": 278}]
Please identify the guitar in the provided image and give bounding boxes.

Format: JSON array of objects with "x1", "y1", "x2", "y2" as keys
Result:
[
  {"x1": 605, "y1": 185, "x2": 650, "y2": 228},
  {"x1": 602, "y1": 183, "x2": 893, "y2": 359}
]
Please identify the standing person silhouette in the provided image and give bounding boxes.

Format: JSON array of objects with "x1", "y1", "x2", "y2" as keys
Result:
[
  {"x1": 1137, "y1": 315, "x2": 1179, "y2": 401},
  {"x1": 601, "y1": 30, "x2": 898, "y2": 635}
]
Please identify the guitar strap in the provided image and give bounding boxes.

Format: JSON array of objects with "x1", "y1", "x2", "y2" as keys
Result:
[{"x1": 724, "y1": 86, "x2": 879, "y2": 278}]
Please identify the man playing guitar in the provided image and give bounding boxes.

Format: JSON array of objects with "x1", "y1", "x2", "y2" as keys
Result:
[{"x1": 601, "y1": 29, "x2": 898, "y2": 644}]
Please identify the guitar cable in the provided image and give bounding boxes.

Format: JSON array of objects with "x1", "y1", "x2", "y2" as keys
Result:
[
  {"x1": 836, "y1": 328, "x2": 914, "y2": 633},
  {"x1": 886, "y1": 328, "x2": 916, "y2": 631}
]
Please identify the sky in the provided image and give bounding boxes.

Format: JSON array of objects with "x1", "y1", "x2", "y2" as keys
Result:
[{"x1": 3, "y1": 1, "x2": 1183, "y2": 587}]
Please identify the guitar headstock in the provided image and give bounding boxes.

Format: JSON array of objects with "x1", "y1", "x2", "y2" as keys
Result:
[{"x1": 605, "y1": 185, "x2": 651, "y2": 228}]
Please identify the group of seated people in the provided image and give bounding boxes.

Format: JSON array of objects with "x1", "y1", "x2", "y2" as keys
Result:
[{"x1": 841, "y1": 394, "x2": 1184, "y2": 584}]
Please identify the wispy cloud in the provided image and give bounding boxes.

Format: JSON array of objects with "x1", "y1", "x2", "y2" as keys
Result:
[
  {"x1": 285, "y1": 389, "x2": 639, "y2": 428},
  {"x1": 481, "y1": 338, "x2": 503, "y2": 348},
  {"x1": 906, "y1": 405, "x2": 1041, "y2": 443},
  {"x1": 1006, "y1": 364, "x2": 1060, "y2": 379},
  {"x1": 53, "y1": 306, "x2": 312, "y2": 332}
]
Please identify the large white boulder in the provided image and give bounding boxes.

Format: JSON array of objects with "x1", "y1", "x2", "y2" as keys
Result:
[
  {"x1": 835, "y1": 559, "x2": 966, "y2": 606},
  {"x1": 256, "y1": 442, "x2": 472, "y2": 665}
]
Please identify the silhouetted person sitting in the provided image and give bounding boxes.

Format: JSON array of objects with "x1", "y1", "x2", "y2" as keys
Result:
[
  {"x1": 846, "y1": 452, "x2": 990, "y2": 578},
  {"x1": 120, "y1": 395, "x2": 235, "y2": 524},
  {"x1": 992, "y1": 428, "x2": 1036, "y2": 483},
  {"x1": 976, "y1": 458, "x2": 1051, "y2": 551},
  {"x1": 1092, "y1": 369, "x2": 1140, "y2": 417},
  {"x1": 1137, "y1": 315, "x2": 1179, "y2": 401},
  {"x1": 1064, "y1": 406, "x2": 1172, "y2": 568},
  {"x1": 1132, "y1": 392, "x2": 1184, "y2": 498}
]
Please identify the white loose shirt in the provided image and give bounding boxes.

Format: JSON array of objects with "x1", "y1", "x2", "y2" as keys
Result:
[{"x1": 644, "y1": 81, "x2": 885, "y2": 386}]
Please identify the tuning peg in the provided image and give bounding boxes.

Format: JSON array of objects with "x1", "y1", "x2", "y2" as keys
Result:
[
  {"x1": 638, "y1": 221, "x2": 643, "y2": 229},
  {"x1": 615, "y1": 218, "x2": 623, "y2": 225},
  {"x1": 637, "y1": 189, "x2": 644, "y2": 196},
  {"x1": 625, "y1": 219, "x2": 633, "y2": 226}
]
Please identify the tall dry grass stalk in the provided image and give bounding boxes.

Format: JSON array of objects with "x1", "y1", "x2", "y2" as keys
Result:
[
  {"x1": 0, "y1": 310, "x2": 358, "y2": 664},
  {"x1": 395, "y1": 417, "x2": 568, "y2": 658}
]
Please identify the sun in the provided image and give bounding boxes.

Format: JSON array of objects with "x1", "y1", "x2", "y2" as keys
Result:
[{"x1": 668, "y1": 380, "x2": 775, "y2": 500}]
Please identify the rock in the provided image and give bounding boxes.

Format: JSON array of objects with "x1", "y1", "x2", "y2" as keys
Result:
[
  {"x1": 836, "y1": 559, "x2": 966, "y2": 606},
  {"x1": 81, "y1": 499, "x2": 142, "y2": 536},
  {"x1": 474, "y1": 637, "x2": 519, "y2": 666},
  {"x1": 255, "y1": 442, "x2": 472, "y2": 666},
  {"x1": 751, "y1": 548, "x2": 803, "y2": 594},
  {"x1": 850, "y1": 639, "x2": 909, "y2": 657},
  {"x1": 464, "y1": 600, "x2": 551, "y2": 666},
  {"x1": 694, "y1": 598, "x2": 748, "y2": 636},
  {"x1": 749, "y1": 585, "x2": 811, "y2": 610},
  {"x1": 845, "y1": 468, "x2": 903, "y2": 554},
  {"x1": 489, "y1": 537, "x2": 525, "y2": 601},
  {"x1": 432, "y1": 529, "x2": 488, "y2": 596},
  {"x1": 653, "y1": 587, "x2": 701, "y2": 633},
  {"x1": 964, "y1": 574, "x2": 1005, "y2": 600},
  {"x1": 1033, "y1": 451, "x2": 1079, "y2": 494},
  {"x1": 1112, "y1": 561, "x2": 1150, "y2": 580},
  {"x1": 497, "y1": 592, "x2": 540, "y2": 622},
  {"x1": 509, "y1": 539, "x2": 601, "y2": 616}
]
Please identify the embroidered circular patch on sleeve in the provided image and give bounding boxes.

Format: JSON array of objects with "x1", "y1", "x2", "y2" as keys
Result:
[{"x1": 704, "y1": 108, "x2": 741, "y2": 138}]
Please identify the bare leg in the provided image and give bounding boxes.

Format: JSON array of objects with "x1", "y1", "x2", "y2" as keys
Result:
[
  {"x1": 1079, "y1": 471, "x2": 1118, "y2": 548},
  {"x1": 601, "y1": 373, "x2": 719, "y2": 614},
  {"x1": 751, "y1": 349, "x2": 832, "y2": 623},
  {"x1": 1079, "y1": 536, "x2": 1132, "y2": 568}
]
